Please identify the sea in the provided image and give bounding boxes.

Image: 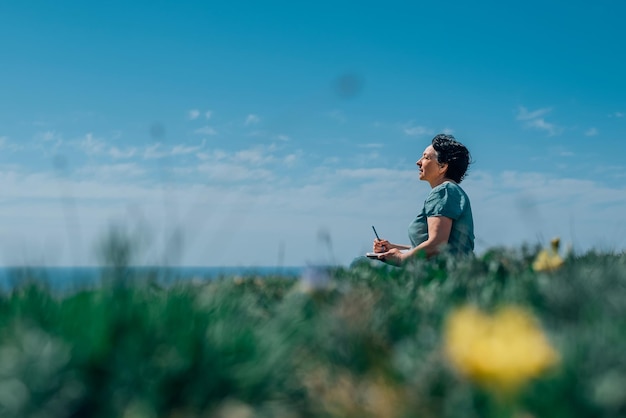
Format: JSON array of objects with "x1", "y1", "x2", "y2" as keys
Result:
[{"x1": 0, "y1": 265, "x2": 306, "y2": 293}]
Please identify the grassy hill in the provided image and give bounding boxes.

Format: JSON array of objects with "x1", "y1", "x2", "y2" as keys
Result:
[{"x1": 1, "y1": 246, "x2": 625, "y2": 417}]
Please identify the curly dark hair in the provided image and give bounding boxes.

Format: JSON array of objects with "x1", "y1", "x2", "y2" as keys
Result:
[{"x1": 431, "y1": 134, "x2": 471, "y2": 183}]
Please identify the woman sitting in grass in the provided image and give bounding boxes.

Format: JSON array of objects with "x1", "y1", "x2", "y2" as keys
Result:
[{"x1": 373, "y1": 134, "x2": 474, "y2": 265}]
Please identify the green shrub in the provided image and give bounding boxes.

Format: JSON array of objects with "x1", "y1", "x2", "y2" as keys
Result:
[{"x1": 0, "y1": 249, "x2": 624, "y2": 417}]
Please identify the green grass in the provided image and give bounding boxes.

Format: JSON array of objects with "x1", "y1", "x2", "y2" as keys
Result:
[{"x1": 1, "y1": 247, "x2": 625, "y2": 417}]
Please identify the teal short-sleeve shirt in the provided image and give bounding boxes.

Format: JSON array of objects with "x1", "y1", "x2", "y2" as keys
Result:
[{"x1": 408, "y1": 182, "x2": 474, "y2": 255}]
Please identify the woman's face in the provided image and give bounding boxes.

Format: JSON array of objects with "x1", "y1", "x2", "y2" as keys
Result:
[{"x1": 416, "y1": 145, "x2": 445, "y2": 183}]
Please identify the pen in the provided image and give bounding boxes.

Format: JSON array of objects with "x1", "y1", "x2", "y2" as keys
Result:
[{"x1": 372, "y1": 225, "x2": 385, "y2": 251}]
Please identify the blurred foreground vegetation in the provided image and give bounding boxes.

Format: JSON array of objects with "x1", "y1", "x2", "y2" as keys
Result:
[{"x1": 1, "y1": 246, "x2": 625, "y2": 418}]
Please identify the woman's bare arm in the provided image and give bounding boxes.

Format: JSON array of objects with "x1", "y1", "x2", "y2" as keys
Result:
[{"x1": 380, "y1": 216, "x2": 452, "y2": 265}]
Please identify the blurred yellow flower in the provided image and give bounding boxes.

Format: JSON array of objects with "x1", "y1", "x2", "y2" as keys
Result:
[
  {"x1": 532, "y1": 237, "x2": 564, "y2": 272},
  {"x1": 444, "y1": 305, "x2": 559, "y2": 394}
]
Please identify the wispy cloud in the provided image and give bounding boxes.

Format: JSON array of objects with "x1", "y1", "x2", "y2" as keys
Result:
[
  {"x1": 585, "y1": 127, "x2": 599, "y2": 137},
  {"x1": 336, "y1": 167, "x2": 408, "y2": 180},
  {"x1": 403, "y1": 123, "x2": 434, "y2": 137},
  {"x1": 188, "y1": 109, "x2": 200, "y2": 120},
  {"x1": 3, "y1": 159, "x2": 626, "y2": 267},
  {"x1": 205, "y1": 110, "x2": 213, "y2": 119},
  {"x1": 0, "y1": 136, "x2": 19, "y2": 152},
  {"x1": 463, "y1": 170, "x2": 626, "y2": 251},
  {"x1": 233, "y1": 147, "x2": 275, "y2": 165},
  {"x1": 143, "y1": 144, "x2": 168, "y2": 159},
  {"x1": 516, "y1": 106, "x2": 552, "y2": 121},
  {"x1": 516, "y1": 106, "x2": 561, "y2": 136},
  {"x1": 172, "y1": 140, "x2": 206, "y2": 156},
  {"x1": 245, "y1": 114, "x2": 261, "y2": 126},
  {"x1": 76, "y1": 133, "x2": 133, "y2": 159},
  {"x1": 80, "y1": 133, "x2": 106, "y2": 155},
  {"x1": 77, "y1": 163, "x2": 145, "y2": 179},
  {"x1": 109, "y1": 146, "x2": 137, "y2": 159},
  {"x1": 196, "y1": 162, "x2": 273, "y2": 182},
  {"x1": 193, "y1": 144, "x2": 292, "y2": 178},
  {"x1": 193, "y1": 126, "x2": 217, "y2": 135},
  {"x1": 283, "y1": 154, "x2": 298, "y2": 166},
  {"x1": 526, "y1": 118, "x2": 559, "y2": 135},
  {"x1": 36, "y1": 130, "x2": 61, "y2": 142},
  {"x1": 322, "y1": 156, "x2": 340, "y2": 165},
  {"x1": 197, "y1": 150, "x2": 228, "y2": 161},
  {"x1": 609, "y1": 111, "x2": 624, "y2": 118},
  {"x1": 143, "y1": 141, "x2": 206, "y2": 159}
]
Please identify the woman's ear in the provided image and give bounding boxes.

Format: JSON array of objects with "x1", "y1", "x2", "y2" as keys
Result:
[{"x1": 438, "y1": 162, "x2": 448, "y2": 175}]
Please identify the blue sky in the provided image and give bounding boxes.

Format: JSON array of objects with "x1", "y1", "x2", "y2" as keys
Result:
[{"x1": 1, "y1": 1, "x2": 625, "y2": 267}]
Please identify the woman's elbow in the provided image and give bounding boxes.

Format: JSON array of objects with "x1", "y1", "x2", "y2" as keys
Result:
[{"x1": 423, "y1": 238, "x2": 449, "y2": 257}]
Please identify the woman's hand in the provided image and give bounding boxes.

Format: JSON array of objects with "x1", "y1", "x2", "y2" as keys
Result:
[
  {"x1": 373, "y1": 239, "x2": 390, "y2": 253},
  {"x1": 377, "y1": 248, "x2": 405, "y2": 266}
]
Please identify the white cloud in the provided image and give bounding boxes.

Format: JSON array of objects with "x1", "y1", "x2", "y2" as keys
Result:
[
  {"x1": 334, "y1": 167, "x2": 416, "y2": 183},
  {"x1": 142, "y1": 141, "x2": 206, "y2": 159},
  {"x1": 196, "y1": 162, "x2": 273, "y2": 182},
  {"x1": 403, "y1": 123, "x2": 434, "y2": 136},
  {"x1": 360, "y1": 143, "x2": 383, "y2": 148},
  {"x1": 246, "y1": 130, "x2": 267, "y2": 138},
  {"x1": 276, "y1": 134, "x2": 290, "y2": 141},
  {"x1": 442, "y1": 127, "x2": 455, "y2": 135},
  {"x1": 2, "y1": 161, "x2": 626, "y2": 267},
  {"x1": 143, "y1": 143, "x2": 168, "y2": 159},
  {"x1": 609, "y1": 111, "x2": 624, "y2": 118},
  {"x1": 516, "y1": 106, "x2": 552, "y2": 121},
  {"x1": 197, "y1": 150, "x2": 228, "y2": 161},
  {"x1": 322, "y1": 156, "x2": 340, "y2": 165},
  {"x1": 31, "y1": 131, "x2": 64, "y2": 155},
  {"x1": 516, "y1": 106, "x2": 561, "y2": 136},
  {"x1": 75, "y1": 133, "x2": 138, "y2": 159},
  {"x1": 172, "y1": 140, "x2": 206, "y2": 156},
  {"x1": 193, "y1": 126, "x2": 217, "y2": 135},
  {"x1": 585, "y1": 127, "x2": 599, "y2": 136},
  {"x1": 78, "y1": 163, "x2": 145, "y2": 178},
  {"x1": 80, "y1": 133, "x2": 106, "y2": 155},
  {"x1": 526, "y1": 118, "x2": 560, "y2": 136},
  {"x1": 245, "y1": 114, "x2": 261, "y2": 125},
  {"x1": 37, "y1": 131, "x2": 59, "y2": 141},
  {"x1": 109, "y1": 146, "x2": 137, "y2": 159},
  {"x1": 191, "y1": 144, "x2": 280, "y2": 167},
  {"x1": 233, "y1": 148, "x2": 274, "y2": 165},
  {"x1": 463, "y1": 170, "x2": 626, "y2": 252},
  {"x1": 188, "y1": 109, "x2": 200, "y2": 120},
  {"x1": 284, "y1": 154, "x2": 298, "y2": 165},
  {"x1": 352, "y1": 151, "x2": 381, "y2": 165},
  {"x1": 193, "y1": 125, "x2": 217, "y2": 135},
  {"x1": 205, "y1": 110, "x2": 213, "y2": 119}
]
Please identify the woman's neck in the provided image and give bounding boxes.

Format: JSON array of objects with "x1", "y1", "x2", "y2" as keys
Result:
[{"x1": 429, "y1": 177, "x2": 455, "y2": 188}]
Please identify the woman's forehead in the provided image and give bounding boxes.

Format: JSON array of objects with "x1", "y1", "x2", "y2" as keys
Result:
[{"x1": 423, "y1": 145, "x2": 436, "y2": 156}]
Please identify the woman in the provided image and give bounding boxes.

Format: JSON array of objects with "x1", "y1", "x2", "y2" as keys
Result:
[{"x1": 373, "y1": 134, "x2": 474, "y2": 265}]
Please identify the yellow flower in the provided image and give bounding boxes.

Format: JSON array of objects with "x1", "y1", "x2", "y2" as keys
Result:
[
  {"x1": 532, "y1": 237, "x2": 564, "y2": 272},
  {"x1": 444, "y1": 305, "x2": 559, "y2": 394}
]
